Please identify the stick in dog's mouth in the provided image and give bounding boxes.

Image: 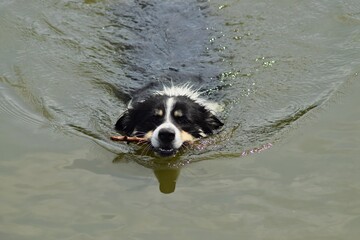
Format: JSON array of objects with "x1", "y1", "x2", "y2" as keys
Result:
[
  {"x1": 110, "y1": 135, "x2": 148, "y2": 143},
  {"x1": 110, "y1": 135, "x2": 194, "y2": 145},
  {"x1": 110, "y1": 135, "x2": 194, "y2": 157}
]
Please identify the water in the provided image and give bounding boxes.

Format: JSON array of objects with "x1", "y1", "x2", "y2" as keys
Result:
[{"x1": 1, "y1": 0, "x2": 360, "y2": 239}]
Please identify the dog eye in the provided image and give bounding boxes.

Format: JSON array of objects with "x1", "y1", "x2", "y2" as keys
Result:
[{"x1": 175, "y1": 115, "x2": 189, "y2": 124}]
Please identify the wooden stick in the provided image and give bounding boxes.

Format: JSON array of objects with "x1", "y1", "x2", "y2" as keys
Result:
[
  {"x1": 110, "y1": 135, "x2": 272, "y2": 156},
  {"x1": 110, "y1": 135, "x2": 148, "y2": 143}
]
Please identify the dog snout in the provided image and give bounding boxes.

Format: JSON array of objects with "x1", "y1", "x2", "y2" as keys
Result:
[{"x1": 158, "y1": 128, "x2": 175, "y2": 143}]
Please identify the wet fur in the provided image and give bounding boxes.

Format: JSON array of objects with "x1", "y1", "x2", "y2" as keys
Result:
[{"x1": 115, "y1": 85, "x2": 223, "y2": 156}]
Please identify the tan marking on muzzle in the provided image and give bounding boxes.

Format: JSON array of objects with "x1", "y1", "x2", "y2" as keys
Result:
[
  {"x1": 180, "y1": 130, "x2": 194, "y2": 143},
  {"x1": 144, "y1": 131, "x2": 153, "y2": 140}
]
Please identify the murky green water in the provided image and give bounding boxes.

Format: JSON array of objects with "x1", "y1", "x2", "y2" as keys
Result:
[{"x1": 1, "y1": 0, "x2": 360, "y2": 239}]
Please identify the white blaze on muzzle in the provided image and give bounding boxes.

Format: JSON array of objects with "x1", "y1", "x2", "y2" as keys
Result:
[
  {"x1": 151, "y1": 122, "x2": 183, "y2": 149},
  {"x1": 151, "y1": 97, "x2": 183, "y2": 150}
]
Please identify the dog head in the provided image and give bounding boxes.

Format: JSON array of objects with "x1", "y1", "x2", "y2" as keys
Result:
[{"x1": 115, "y1": 85, "x2": 223, "y2": 156}]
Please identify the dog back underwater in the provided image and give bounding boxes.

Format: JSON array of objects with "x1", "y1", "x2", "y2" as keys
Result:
[{"x1": 110, "y1": 0, "x2": 224, "y2": 156}]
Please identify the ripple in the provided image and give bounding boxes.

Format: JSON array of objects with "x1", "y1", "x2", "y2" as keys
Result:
[
  {"x1": 0, "y1": 78, "x2": 44, "y2": 127},
  {"x1": 1, "y1": 0, "x2": 356, "y2": 165}
]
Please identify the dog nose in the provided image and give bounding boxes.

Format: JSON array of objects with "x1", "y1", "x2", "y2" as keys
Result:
[{"x1": 158, "y1": 128, "x2": 175, "y2": 142}]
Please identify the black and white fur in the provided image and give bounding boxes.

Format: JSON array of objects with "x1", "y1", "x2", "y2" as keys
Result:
[{"x1": 115, "y1": 84, "x2": 223, "y2": 157}]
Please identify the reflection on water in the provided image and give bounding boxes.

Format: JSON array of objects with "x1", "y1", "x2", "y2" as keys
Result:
[
  {"x1": 154, "y1": 168, "x2": 180, "y2": 194},
  {"x1": 113, "y1": 149, "x2": 185, "y2": 194},
  {"x1": 112, "y1": 138, "x2": 272, "y2": 193}
]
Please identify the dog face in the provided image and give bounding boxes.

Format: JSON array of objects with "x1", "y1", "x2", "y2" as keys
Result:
[{"x1": 115, "y1": 95, "x2": 223, "y2": 156}]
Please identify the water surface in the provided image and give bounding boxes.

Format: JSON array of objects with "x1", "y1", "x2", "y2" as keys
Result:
[{"x1": 1, "y1": 0, "x2": 360, "y2": 239}]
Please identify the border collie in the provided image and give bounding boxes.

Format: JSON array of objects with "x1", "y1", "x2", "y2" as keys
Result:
[{"x1": 115, "y1": 84, "x2": 223, "y2": 157}]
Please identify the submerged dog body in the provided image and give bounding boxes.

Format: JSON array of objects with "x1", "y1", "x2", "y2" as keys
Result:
[
  {"x1": 115, "y1": 85, "x2": 223, "y2": 156},
  {"x1": 112, "y1": 1, "x2": 224, "y2": 156}
]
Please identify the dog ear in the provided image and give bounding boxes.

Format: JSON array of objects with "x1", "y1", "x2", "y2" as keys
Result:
[
  {"x1": 115, "y1": 110, "x2": 135, "y2": 135},
  {"x1": 202, "y1": 112, "x2": 224, "y2": 134},
  {"x1": 207, "y1": 113, "x2": 224, "y2": 130}
]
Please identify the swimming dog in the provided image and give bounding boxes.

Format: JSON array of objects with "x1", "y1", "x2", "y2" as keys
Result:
[{"x1": 115, "y1": 84, "x2": 223, "y2": 157}]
